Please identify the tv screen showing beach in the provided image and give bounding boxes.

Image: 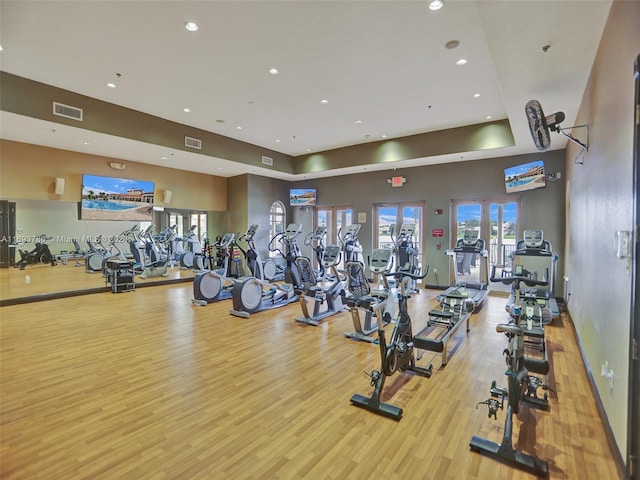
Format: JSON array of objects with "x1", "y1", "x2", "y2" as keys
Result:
[
  {"x1": 504, "y1": 160, "x2": 546, "y2": 194},
  {"x1": 81, "y1": 174, "x2": 155, "y2": 221},
  {"x1": 289, "y1": 188, "x2": 317, "y2": 206}
]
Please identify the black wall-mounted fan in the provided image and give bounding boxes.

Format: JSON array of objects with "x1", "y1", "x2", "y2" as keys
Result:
[
  {"x1": 525, "y1": 99, "x2": 566, "y2": 151},
  {"x1": 525, "y1": 99, "x2": 588, "y2": 153}
]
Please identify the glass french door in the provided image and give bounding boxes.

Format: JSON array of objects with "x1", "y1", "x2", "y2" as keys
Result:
[
  {"x1": 451, "y1": 197, "x2": 519, "y2": 289},
  {"x1": 374, "y1": 202, "x2": 425, "y2": 272}
]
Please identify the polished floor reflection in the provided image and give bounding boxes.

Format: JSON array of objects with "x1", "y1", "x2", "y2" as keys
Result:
[{"x1": 0, "y1": 259, "x2": 197, "y2": 301}]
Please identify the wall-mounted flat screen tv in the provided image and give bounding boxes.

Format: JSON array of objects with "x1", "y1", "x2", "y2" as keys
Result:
[
  {"x1": 289, "y1": 188, "x2": 317, "y2": 207},
  {"x1": 81, "y1": 174, "x2": 155, "y2": 221},
  {"x1": 504, "y1": 160, "x2": 546, "y2": 194}
]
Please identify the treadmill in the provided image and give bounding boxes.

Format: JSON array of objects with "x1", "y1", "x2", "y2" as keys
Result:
[
  {"x1": 438, "y1": 230, "x2": 490, "y2": 310},
  {"x1": 506, "y1": 229, "x2": 559, "y2": 322}
]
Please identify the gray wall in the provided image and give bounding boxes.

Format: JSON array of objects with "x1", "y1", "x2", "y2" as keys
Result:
[
  {"x1": 292, "y1": 150, "x2": 566, "y2": 291},
  {"x1": 564, "y1": 0, "x2": 639, "y2": 461}
]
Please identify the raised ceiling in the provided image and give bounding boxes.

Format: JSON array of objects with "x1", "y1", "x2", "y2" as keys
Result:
[{"x1": 0, "y1": 1, "x2": 612, "y2": 179}]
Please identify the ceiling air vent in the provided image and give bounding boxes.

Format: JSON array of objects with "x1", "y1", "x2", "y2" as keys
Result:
[
  {"x1": 261, "y1": 155, "x2": 274, "y2": 166},
  {"x1": 53, "y1": 102, "x2": 83, "y2": 121},
  {"x1": 185, "y1": 136, "x2": 202, "y2": 150}
]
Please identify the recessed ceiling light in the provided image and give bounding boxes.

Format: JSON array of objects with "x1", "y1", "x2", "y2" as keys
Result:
[
  {"x1": 107, "y1": 82, "x2": 116, "y2": 88},
  {"x1": 381, "y1": 134, "x2": 388, "y2": 138},
  {"x1": 161, "y1": 156, "x2": 168, "y2": 160},
  {"x1": 216, "y1": 119, "x2": 225, "y2": 123},
  {"x1": 456, "y1": 58, "x2": 468, "y2": 66},
  {"x1": 0, "y1": 45, "x2": 3, "y2": 51},
  {"x1": 269, "y1": 68, "x2": 279, "y2": 75},
  {"x1": 83, "y1": 141, "x2": 91, "y2": 145},
  {"x1": 185, "y1": 22, "x2": 198, "y2": 32},
  {"x1": 355, "y1": 120, "x2": 362, "y2": 124},
  {"x1": 306, "y1": 149, "x2": 311, "y2": 152},
  {"x1": 276, "y1": 139, "x2": 281, "y2": 143},
  {"x1": 486, "y1": 115, "x2": 493, "y2": 120},
  {"x1": 183, "y1": 108, "x2": 191, "y2": 113},
  {"x1": 473, "y1": 93, "x2": 480, "y2": 98},
  {"x1": 445, "y1": 40, "x2": 459, "y2": 49},
  {"x1": 236, "y1": 126, "x2": 243, "y2": 130},
  {"x1": 320, "y1": 99, "x2": 329, "y2": 104},
  {"x1": 429, "y1": 0, "x2": 444, "y2": 11}
]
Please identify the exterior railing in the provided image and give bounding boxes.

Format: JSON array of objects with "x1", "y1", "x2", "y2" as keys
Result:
[{"x1": 489, "y1": 242, "x2": 515, "y2": 267}]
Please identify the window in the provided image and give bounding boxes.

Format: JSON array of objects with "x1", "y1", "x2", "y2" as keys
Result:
[{"x1": 269, "y1": 201, "x2": 286, "y2": 258}]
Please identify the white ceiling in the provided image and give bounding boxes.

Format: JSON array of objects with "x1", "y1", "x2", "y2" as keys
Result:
[{"x1": 0, "y1": 0, "x2": 611, "y2": 179}]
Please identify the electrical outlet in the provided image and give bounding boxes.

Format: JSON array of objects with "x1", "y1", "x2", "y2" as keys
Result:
[{"x1": 601, "y1": 361, "x2": 614, "y2": 390}]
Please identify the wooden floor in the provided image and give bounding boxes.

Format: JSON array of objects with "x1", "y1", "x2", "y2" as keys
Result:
[{"x1": 0, "y1": 283, "x2": 620, "y2": 479}]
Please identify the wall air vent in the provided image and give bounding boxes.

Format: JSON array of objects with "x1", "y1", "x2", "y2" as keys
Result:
[
  {"x1": 261, "y1": 155, "x2": 274, "y2": 166},
  {"x1": 53, "y1": 102, "x2": 83, "y2": 121},
  {"x1": 185, "y1": 136, "x2": 202, "y2": 150}
]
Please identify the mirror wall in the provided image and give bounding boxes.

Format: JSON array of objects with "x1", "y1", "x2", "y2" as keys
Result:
[{"x1": 0, "y1": 200, "x2": 214, "y2": 303}]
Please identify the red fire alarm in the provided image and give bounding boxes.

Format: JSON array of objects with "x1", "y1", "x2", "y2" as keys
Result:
[{"x1": 390, "y1": 176, "x2": 406, "y2": 187}]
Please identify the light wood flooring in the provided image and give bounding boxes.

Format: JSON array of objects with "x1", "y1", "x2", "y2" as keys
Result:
[{"x1": 0, "y1": 283, "x2": 621, "y2": 479}]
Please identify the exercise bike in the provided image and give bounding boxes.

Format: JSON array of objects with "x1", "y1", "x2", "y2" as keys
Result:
[
  {"x1": 342, "y1": 248, "x2": 397, "y2": 343},
  {"x1": 492, "y1": 264, "x2": 551, "y2": 386},
  {"x1": 470, "y1": 319, "x2": 550, "y2": 477},
  {"x1": 350, "y1": 265, "x2": 432, "y2": 420},
  {"x1": 294, "y1": 243, "x2": 347, "y2": 326},
  {"x1": 229, "y1": 224, "x2": 298, "y2": 318}
]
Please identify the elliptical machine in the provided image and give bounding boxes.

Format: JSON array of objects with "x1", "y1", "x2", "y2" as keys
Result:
[
  {"x1": 178, "y1": 225, "x2": 204, "y2": 270},
  {"x1": 268, "y1": 223, "x2": 303, "y2": 286},
  {"x1": 191, "y1": 232, "x2": 239, "y2": 305},
  {"x1": 137, "y1": 225, "x2": 170, "y2": 279},
  {"x1": 338, "y1": 224, "x2": 364, "y2": 265},
  {"x1": 303, "y1": 225, "x2": 327, "y2": 280},
  {"x1": 390, "y1": 223, "x2": 420, "y2": 292},
  {"x1": 85, "y1": 235, "x2": 110, "y2": 273},
  {"x1": 229, "y1": 225, "x2": 298, "y2": 318},
  {"x1": 350, "y1": 265, "x2": 432, "y2": 420}
]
